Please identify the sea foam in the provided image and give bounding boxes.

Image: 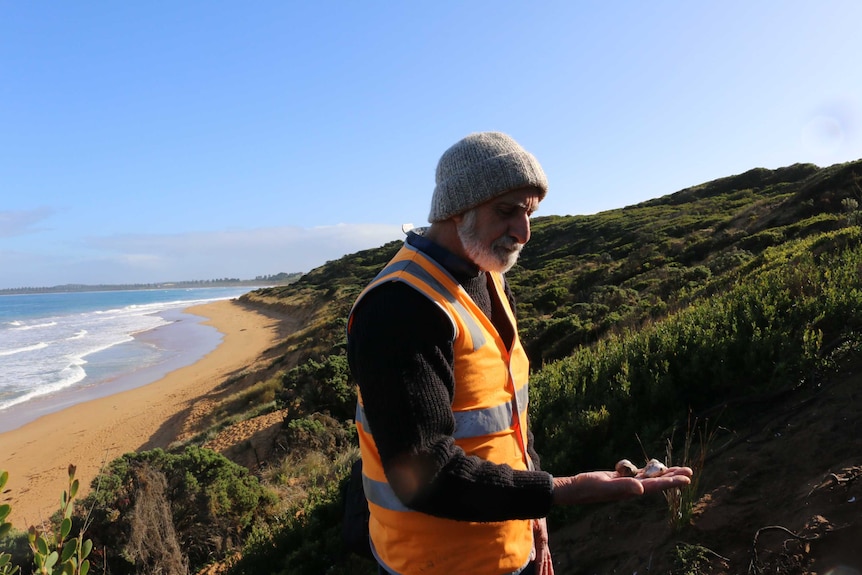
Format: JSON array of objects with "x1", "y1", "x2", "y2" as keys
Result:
[{"x1": 0, "y1": 287, "x2": 251, "y2": 421}]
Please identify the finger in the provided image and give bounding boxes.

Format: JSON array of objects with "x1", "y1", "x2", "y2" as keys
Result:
[
  {"x1": 544, "y1": 552, "x2": 555, "y2": 575},
  {"x1": 666, "y1": 466, "x2": 694, "y2": 477},
  {"x1": 616, "y1": 477, "x2": 647, "y2": 497},
  {"x1": 591, "y1": 476, "x2": 646, "y2": 501},
  {"x1": 636, "y1": 466, "x2": 694, "y2": 480},
  {"x1": 537, "y1": 550, "x2": 553, "y2": 575},
  {"x1": 533, "y1": 525, "x2": 548, "y2": 546},
  {"x1": 640, "y1": 475, "x2": 692, "y2": 493}
]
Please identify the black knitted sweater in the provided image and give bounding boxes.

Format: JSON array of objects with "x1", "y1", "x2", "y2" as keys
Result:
[{"x1": 347, "y1": 232, "x2": 554, "y2": 523}]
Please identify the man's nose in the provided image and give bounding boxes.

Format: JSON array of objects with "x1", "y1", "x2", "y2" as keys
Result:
[{"x1": 510, "y1": 213, "x2": 531, "y2": 244}]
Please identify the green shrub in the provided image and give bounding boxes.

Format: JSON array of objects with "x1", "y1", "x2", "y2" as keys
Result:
[
  {"x1": 281, "y1": 412, "x2": 357, "y2": 460},
  {"x1": 80, "y1": 446, "x2": 276, "y2": 574},
  {"x1": 279, "y1": 354, "x2": 355, "y2": 420},
  {"x1": 530, "y1": 232, "x2": 862, "y2": 474},
  {"x1": 230, "y1": 466, "x2": 374, "y2": 575}
]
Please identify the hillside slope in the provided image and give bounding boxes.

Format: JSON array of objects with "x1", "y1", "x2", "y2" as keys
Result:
[
  {"x1": 3, "y1": 160, "x2": 860, "y2": 575},
  {"x1": 226, "y1": 159, "x2": 862, "y2": 575},
  {"x1": 551, "y1": 357, "x2": 862, "y2": 574},
  {"x1": 35, "y1": 158, "x2": 852, "y2": 575}
]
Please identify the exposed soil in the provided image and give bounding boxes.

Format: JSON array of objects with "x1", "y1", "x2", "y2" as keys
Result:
[
  {"x1": 550, "y1": 360, "x2": 862, "y2": 574},
  {"x1": 203, "y1": 408, "x2": 289, "y2": 469}
]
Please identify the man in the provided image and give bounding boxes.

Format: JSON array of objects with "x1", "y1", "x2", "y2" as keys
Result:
[{"x1": 347, "y1": 132, "x2": 692, "y2": 575}]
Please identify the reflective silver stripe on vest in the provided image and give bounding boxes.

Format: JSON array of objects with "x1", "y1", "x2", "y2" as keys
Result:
[
  {"x1": 451, "y1": 382, "x2": 529, "y2": 439},
  {"x1": 356, "y1": 381, "x2": 527, "y2": 444},
  {"x1": 355, "y1": 401, "x2": 371, "y2": 434},
  {"x1": 362, "y1": 473, "x2": 411, "y2": 512},
  {"x1": 372, "y1": 258, "x2": 486, "y2": 351}
]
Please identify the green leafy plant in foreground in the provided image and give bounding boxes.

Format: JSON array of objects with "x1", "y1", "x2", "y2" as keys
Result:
[
  {"x1": 0, "y1": 471, "x2": 19, "y2": 575},
  {"x1": 0, "y1": 465, "x2": 93, "y2": 575}
]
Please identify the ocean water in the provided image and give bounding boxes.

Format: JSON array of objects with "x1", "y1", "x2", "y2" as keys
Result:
[{"x1": 0, "y1": 287, "x2": 253, "y2": 432}]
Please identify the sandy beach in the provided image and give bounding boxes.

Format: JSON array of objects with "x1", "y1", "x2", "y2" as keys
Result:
[{"x1": 0, "y1": 298, "x2": 283, "y2": 528}]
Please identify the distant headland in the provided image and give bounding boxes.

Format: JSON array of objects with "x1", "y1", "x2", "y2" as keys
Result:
[{"x1": 0, "y1": 272, "x2": 302, "y2": 295}]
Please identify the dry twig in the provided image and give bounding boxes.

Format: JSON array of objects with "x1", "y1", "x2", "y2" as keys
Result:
[{"x1": 747, "y1": 525, "x2": 821, "y2": 574}]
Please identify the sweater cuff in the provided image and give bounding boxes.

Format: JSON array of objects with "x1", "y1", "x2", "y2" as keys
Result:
[{"x1": 512, "y1": 470, "x2": 556, "y2": 518}]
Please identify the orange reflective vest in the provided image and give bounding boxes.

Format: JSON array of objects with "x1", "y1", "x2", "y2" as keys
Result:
[{"x1": 349, "y1": 242, "x2": 534, "y2": 575}]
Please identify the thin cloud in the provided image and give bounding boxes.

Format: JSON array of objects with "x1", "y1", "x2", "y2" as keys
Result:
[
  {"x1": 78, "y1": 223, "x2": 403, "y2": 282},
  {"x1": 0, "y1": 208, "x2": 55, "y2": 238}
]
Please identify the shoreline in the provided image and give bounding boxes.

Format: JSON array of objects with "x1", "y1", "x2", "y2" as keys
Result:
[
  {"x1": 0, "y1": 298, "x2": 283, "y2": 528},
  {"x1": 0, "y1": 307, "x2": 225, "y2": 434}
]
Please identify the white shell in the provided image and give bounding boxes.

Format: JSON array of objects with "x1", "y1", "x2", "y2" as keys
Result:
[
  {"x1": 615, "y1": 459, "x2": 639, "y2": 477},
  {"x1": 642, "y1": 458, "x2": 668, "y2": 478}
]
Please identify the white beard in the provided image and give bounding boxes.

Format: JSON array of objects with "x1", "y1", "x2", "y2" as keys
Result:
[{"x1": 456, "y1": 209, "x2": 523, "y2": 273}]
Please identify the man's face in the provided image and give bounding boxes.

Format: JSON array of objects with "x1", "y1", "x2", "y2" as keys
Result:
[{"x1": 455, "y1": 187, "x2": 542, "y2": 273}]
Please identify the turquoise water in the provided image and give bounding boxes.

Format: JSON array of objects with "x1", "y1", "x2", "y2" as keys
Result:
[{"x1": 0, "y1": 287, "x2": 253, "y2": 431}]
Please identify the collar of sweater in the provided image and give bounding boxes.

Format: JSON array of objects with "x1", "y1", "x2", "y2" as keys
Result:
[{"x1": 406, "y1": 229, "x2": 481, "y2": 282}]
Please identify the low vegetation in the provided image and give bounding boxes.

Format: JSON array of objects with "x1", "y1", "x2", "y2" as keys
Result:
[
  {"x1": 2, "y1": 160, "x2": 861, "y2": 574},
  {"x1": 1, "y1": 466, "x2": 94, "y2": 575}
]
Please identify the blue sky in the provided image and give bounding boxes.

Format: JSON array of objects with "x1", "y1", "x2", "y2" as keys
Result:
[{"x1": 1, "y1": 1, "x2": 860, "y2": 289}]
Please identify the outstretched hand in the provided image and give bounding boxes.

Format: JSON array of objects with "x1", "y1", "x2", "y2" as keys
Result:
[{"x1": 551, "y1": 466, "x2": 693, "y2": 506}]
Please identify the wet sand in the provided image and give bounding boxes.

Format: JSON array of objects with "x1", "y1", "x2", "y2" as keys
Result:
[{"x1": 0, "y1": 299, "x2": 282, "y2": 527}]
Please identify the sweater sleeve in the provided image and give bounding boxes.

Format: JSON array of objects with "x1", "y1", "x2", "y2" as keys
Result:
[{"x1": 348, "y1": 281, "x2": 554, "y2": 522}]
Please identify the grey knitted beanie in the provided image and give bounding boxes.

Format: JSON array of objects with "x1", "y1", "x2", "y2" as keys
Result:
[{"x1": 428, "y1": 132, "x2": 548, "y2": 223}]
